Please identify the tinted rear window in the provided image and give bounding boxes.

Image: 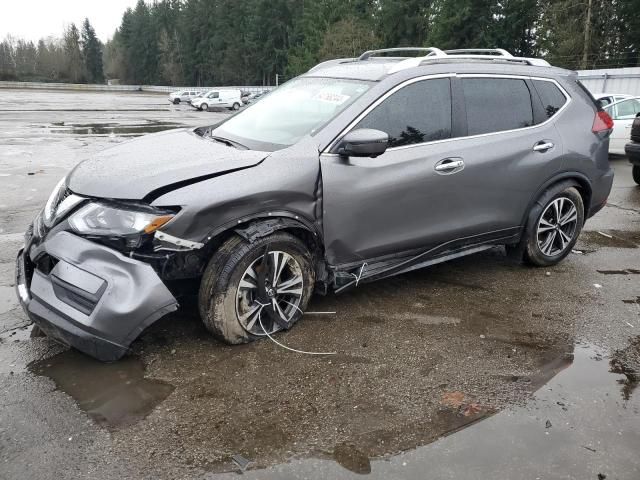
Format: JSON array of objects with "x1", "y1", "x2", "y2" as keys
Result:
[
  {"x1": 354, "y1": 78, "x2": 452, "y2": 148},
  {"x1": 462, "y1": 78, "x2": 534, "y2": 135},
  {"x1": 533, "y1": 80, "x2": 567, "y2": 119}
]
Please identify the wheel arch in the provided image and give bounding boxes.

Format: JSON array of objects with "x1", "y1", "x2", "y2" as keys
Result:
[
  {"x1": 201, "y1": 212, "x2": 324, "y2": 259},
  {"x1": 521, "y1": 172, "x2": 592, "y2": 227}
]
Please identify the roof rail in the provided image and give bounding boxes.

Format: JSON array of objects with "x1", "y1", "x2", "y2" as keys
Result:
[
  {"x1": 443, "y1": 48, "x2": 513, "y2": 57},
  {"x1": 373, "y1": 47, "x2": 551, "y2": 73},
  {"x1": 358, "y1": 47, "x2": 446, "y2": 61},
  {"x1": 308, "y1": 47, "x2": 550, "y2": 75}
]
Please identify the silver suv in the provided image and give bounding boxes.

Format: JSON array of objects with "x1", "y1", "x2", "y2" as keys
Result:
[{"x1": 16, "y1": 48, "x2": 614, "y2": 361}]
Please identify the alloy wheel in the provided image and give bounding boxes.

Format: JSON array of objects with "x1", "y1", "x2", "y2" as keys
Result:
[
  {"x1": 536, "y1": 196, "x2": 578, "y2": 257},
  {"x1": 235, "y1": 250, "x2": 304, "y2": 335}
]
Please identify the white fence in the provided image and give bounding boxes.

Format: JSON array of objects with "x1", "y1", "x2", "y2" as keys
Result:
[
  {"x1": 577, "y1": 67, "x2": 640, "y2": 96},
  {"x1": 0, "y1": 81, "x2": 275, "y2": 94}
]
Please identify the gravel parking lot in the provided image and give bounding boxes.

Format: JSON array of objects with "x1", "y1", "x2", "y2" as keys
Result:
[{"x1": 1, "y1": 89, "x2": 639, "y2": 480}]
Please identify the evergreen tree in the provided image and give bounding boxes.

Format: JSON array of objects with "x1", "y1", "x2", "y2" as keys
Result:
[
  {"x1": 81, "y1": 18, "x2": 104, "y2": 83},
  {"x1": 63, "y1": 23, "x2": 84, "y2": 82},
  {"x1": 427, "y1": 0, "x2": 496, "y2": 49}
]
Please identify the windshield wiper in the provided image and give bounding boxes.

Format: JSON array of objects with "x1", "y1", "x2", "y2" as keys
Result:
[{"x1": 210, "y1": 135, "x2": 248, "y2": 150}]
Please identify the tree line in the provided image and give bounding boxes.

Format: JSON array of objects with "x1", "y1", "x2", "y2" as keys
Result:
[
  {"x1": 2, "y1": 0, "x2": 640, "y2": 86},
  {"x1": 0, "y1": 19, "x2": 103, "y2": 83}
]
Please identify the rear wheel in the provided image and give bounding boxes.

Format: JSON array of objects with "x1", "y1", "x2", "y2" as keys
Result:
[
  {"x1": 199, "y1": 233, "x2": 315, "y2": 344},
  {"x1": 633, "y1": 165, "x2": 640, "y2": 185},
  {"x1": 522, "y1": 184, "x2": 584, "y2": 267},
  {"x1": 232, "y1": 102, "x2": 240, "y2": 110}
]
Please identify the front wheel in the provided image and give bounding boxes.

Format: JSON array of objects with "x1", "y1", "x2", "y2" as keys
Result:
[
  {"x1": 173, "y1": 98, "x2": 180, "y2": 104},
  {"x1": 200, "y1": 103, "x2": 208, "y2": 111},
  {"x1": 523, "y1": 184, "x2": 584, "y2": 267},
  {"x1": 232, "y1": 102, "x2": 240, "y2": 111},
  {"x1": 199, "y1": 233, "x2": 315, "y2": 344},
  {"x1": 633, "y1": 165, "x2": 640, "y2": 185}
]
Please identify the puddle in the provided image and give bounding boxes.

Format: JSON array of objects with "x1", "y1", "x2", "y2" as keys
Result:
[
  {"x1": 578, "y1": 230, "x2": 640, "y2": 248},
  {"x1": 0, "y1": 285, "x2": 19, "y2": 314},
  {"x1": 28, "y1": 350, "x2": 174, "y2": 428},
  {"x1": 333, "y1": 443, "x2": 371, "y2": 474},
  {"x1": 206, "y1": 341, "x2": 640, "y2": 479},
  {"x1": 45, "y1": 121, "x2": 183, "y2": 137}
]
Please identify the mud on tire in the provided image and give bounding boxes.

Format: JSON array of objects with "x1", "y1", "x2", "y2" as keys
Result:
[{"x1": 198, "y1": 232, "x2": 315, "y2": 344}]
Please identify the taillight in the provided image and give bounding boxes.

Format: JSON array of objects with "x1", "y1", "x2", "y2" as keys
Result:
[{"x1": 592, "y1": 110, "x2": 614, "y2": 133}]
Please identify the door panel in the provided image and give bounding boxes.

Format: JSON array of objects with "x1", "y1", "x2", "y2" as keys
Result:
[{"x1": 321, "y1": 125, "x2": 562, "y2": 265}]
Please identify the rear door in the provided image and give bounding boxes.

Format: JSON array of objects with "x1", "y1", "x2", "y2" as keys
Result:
[{"x1": 450, "y1": 75, "x2": 566, "y2": 234}]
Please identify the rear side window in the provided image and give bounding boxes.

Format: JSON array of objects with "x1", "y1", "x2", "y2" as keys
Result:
[
  {"x1": 354, "y1": 78, "x2": 452, "y2": 148},
  {"x1": 462, "y1": 78, "x2": 534, "y2": 135},
  {"x1": 533, "y1": 80, "x2": 568, "y2": 119}
]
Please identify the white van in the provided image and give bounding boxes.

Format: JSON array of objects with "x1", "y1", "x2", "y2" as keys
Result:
[{"x1": 191, "y1": 89, "x2": 243, "y2": 111}]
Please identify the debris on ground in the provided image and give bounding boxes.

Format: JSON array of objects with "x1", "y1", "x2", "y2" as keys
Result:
[
  {"x1": 231, "y1": 454, "x2": 251, "y2": 471},
  {"x1": 441, "y1": 391, "x2": 466, "y2": 408}
]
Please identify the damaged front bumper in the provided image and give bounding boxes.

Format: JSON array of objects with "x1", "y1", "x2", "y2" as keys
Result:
[{"x1": 16, "y1": 230, "x2": 178, "y2": 361}]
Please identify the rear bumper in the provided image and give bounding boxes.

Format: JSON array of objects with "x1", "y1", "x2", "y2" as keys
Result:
[
  {"x1": 625, "y1": 142, "x2": 640, "y2": 164},
  {"x1": 16, "y1": 231, "x2": 178, "y2": 361}
]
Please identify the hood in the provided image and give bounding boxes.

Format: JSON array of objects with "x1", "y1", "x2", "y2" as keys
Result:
[{"x1": 68, "y1": 128, "x2": 268, "y2": 201}]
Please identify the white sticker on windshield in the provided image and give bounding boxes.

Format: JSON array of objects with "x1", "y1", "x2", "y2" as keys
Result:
[{"x1": 314, "y1": 91, "x2": 350, "y2": 105}]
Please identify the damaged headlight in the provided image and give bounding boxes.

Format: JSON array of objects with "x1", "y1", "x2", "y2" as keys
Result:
[
  {"x1": 43, "y1": 176, "x2": 85, "y2": 228},
  {"x1": 69, "y1": 203, "x2": 174, "y2": 236}
]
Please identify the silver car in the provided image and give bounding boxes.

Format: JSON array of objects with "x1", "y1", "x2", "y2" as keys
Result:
[
  {"x1": 168, "y1": 90, "x2": 201, "y2": 104},
  {"x1": 16, "y1": 47, "x2": 614, "y2": 361}
]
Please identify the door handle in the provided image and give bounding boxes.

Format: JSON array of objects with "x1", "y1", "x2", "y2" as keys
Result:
[
  {"x1": 533, "y1": 141, "x2": 554, "y2": 152},
  {"x1": 434, "y1": 158, "x2": 464, "y2": 173}
]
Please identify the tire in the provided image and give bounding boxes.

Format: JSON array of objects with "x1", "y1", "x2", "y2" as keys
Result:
[
  {"x1": 522, "y1": 184, "x2": 584, "y2": 267},
  {"x1": 232, "y1": 102, "x2": 240, "y2": 111},
  {"x1": 200, "y1": 103, "x2": 208, "y2": 111},
  {"x1": 173, "y1": 98, "x2": 180, "y2": 105},
  {"x1": 199, "y1": 232, "x2": 315, "y2": 344},
  {"x1": 633, "y1": 165, "x2": 640, "y2": 185}
]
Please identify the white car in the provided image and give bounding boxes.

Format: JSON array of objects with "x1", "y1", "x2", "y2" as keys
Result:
[
  {"x1": 594, "y1": 92, "x2": 633, "y2": 108},
  {"x1": 603, "y1": 97, "x2": 640, "y2": 155},
  {"x1": 191, "y1": 89, "x2": 243, "y2": 111},
  {"x1": 168, "y1": 90, "x2": 201, "y2": 104}
]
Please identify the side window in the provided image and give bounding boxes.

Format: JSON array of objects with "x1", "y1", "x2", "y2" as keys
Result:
[
  {"x1": 532, "y1": 80, "x2": 568, "y2": 119},
  {"x1": 611, "y1": 98, "x2": 640, "y2": 120},
  {"x1": 462, "y1": 78, "x2": 534, "y2": 135},
  {"x1": 354, "y1": 78, "x2": 452, "y2": 148}
]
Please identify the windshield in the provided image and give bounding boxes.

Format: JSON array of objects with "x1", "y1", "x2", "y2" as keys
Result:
[{"x1": 212, "y1": 77, "x2": 371, "y2": 151}]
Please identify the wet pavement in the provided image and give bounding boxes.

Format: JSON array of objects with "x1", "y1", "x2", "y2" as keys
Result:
[{"x1": 0, "y1": 89, "x2": 639, "y2": 479}]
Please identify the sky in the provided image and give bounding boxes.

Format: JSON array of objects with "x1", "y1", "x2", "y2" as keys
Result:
[{"x1": 0, "y1": 0, "x2": 139, "y2": 43}]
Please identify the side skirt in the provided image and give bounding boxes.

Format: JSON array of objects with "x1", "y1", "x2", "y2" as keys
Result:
[{"x1": 332, "y1": 233, "x2": 518, "y2": 294}]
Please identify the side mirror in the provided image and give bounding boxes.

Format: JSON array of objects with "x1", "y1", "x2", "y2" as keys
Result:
[{"x1": 337, "y1": 129, "x2": 389, "y2": 158}]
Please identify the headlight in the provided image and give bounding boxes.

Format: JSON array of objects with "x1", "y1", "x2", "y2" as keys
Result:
[
  {"x1": 69, "y1": 203, "x2": 174, "y2": 236},
  {"x1": 43, "y1": 177, "x2": 66, "y2": 227}
]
